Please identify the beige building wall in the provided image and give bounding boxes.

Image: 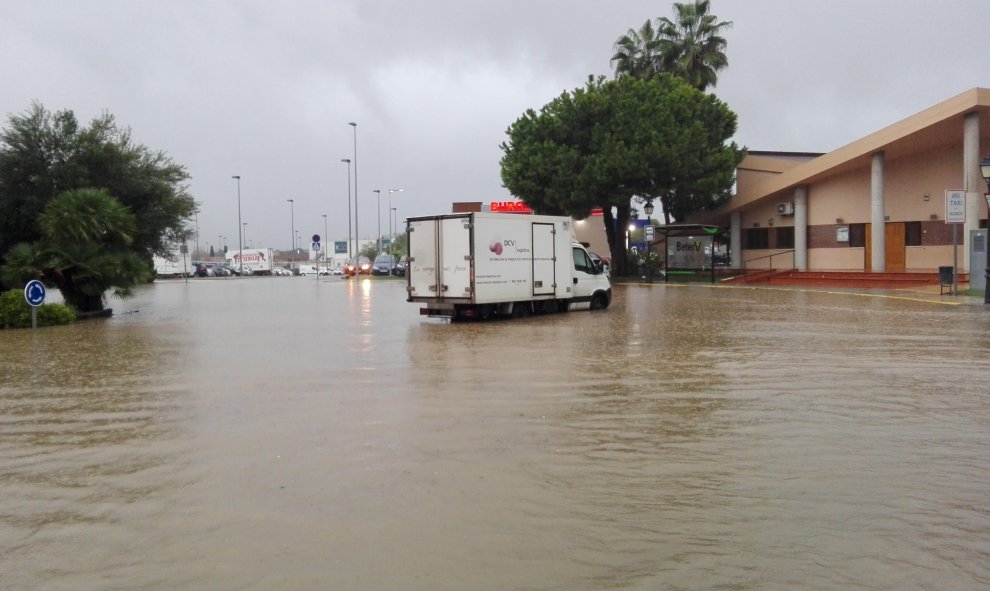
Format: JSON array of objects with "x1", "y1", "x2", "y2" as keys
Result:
[{"x1": 692, "y1": 88, "x2": 990, "y2": 274}]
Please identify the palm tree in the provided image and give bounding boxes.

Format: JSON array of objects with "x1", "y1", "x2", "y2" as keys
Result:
[
  {"x1": 1, "y1": 188, "x2": 150, "y2": 312},
  {"x1": 610, "y1": 19, "x2": 662, "y2": 80},
  {"x1": 657, "y1": 0, "x2": 732, "y2": 91},
  {"x1": 612, "y1": 1, "x2": 732, "y2": 91}
]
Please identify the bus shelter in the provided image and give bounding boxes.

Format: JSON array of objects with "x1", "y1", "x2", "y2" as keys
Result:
[{"x1": 652, "y1": 224, "x2": 722, "y2": 284}]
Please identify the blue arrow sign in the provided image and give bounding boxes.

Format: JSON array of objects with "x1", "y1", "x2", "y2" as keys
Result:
[{"x1": 24, "y1": 280, "x2": 46, "y2": 307}]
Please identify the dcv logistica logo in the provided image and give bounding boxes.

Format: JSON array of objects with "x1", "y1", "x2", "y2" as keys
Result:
[{"x1": 489, "y1": 238, "x2": 516, "y2": 255}]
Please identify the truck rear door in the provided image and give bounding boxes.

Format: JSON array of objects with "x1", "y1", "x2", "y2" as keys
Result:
[
  {"x1": 439, "y1": 215, "x2": 472, "y2": 300},
  {"x1": 407, "y1": 218, "x2": 438, "y2": 299}
]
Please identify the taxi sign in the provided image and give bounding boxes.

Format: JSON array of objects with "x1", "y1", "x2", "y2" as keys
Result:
[{"x1": 945, "y1": 190, "x2": 965, "y2": 223}]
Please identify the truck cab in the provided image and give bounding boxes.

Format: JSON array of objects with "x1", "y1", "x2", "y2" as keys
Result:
[{"x1": 569, "y1": 242, "x2": 612, "y2": 310}]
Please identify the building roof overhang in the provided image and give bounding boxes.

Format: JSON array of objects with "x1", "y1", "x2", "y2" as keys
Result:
[{"x1": 691, "y1": 87, "x2": 990, "y2": 225}]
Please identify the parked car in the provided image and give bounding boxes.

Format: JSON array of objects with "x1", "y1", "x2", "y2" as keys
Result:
[
  {"x1": 371, "y1": 254, "x2": 397, "y2": 276},
  {"x1": 392, "y1": 256, "x2": 408, "y2": 277},
  {"x1": 297, "y1": 265, "x2": 319, "y2": 276},
  {"x1": 391, "y1": 256, "x2": 408, "y2": 277},
  {"x1": 344, "y1": 257, "x2": 372, "y2": 277},
  {"x1": 272, "y1": 267, "x2": 291, "y2": 276}
]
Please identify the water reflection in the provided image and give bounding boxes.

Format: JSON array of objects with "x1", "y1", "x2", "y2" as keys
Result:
[{"x1": 1, "y1": 279, "x2": 988, "y2": 590}]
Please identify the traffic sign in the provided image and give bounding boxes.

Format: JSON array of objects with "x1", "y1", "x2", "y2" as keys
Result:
[
  {"x1": 312, "y1": 241, "x2": 321, "y2": 251},
  {"x1": 24, "y1": 280, "x2": 46, "y2": 307},
  {"x1": 945, "y1": 190, "x2": 966, "y2": 223},
  {"x1": 312, "y1": 234, "x2": 321, "y2": 243},
  {"x1": 644, "y1": 225, "x2": 655, "y2": 241}
]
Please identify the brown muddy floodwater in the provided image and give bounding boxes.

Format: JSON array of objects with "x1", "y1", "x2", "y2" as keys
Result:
[{"x1": 1, "y1": 276, "x2": 989, "y2": 590}]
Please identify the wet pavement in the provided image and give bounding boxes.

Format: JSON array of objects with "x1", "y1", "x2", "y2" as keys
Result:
[{"x1": 2, "y1": 276, "x2": 989, "y2": 590}]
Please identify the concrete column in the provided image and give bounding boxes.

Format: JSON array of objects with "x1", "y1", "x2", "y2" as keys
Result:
[
  {"x1": 963, "y1": 111, "x2": 980, "y2": 273},
  {"x1": 730, "y1": 210, "x2": 742, "y2": 269},
  {"x1": 871, "y1": 152, "x2": 885, "y2": 272},
  {"x1": 794, "y1": 185, "x2": 808, "y2": 270}
]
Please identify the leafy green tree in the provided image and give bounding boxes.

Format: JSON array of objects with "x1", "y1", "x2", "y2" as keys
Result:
[
  {"x1": 612, "y1": 0, "x2": 732, "y2": 92},
  {"x1": 1, "y1": 189, "x2": 150, "y2": 312},
  {"x1": 359, "y1": 243, "x2": 379, "y2": 261},
  {"x1": 500, "y1": 75, "x2": 743, "y2": 276},
  {"x1": 0, "y1": 102, "x2": 195, "y2": 291},
  {"x1": 390, "y1": 231, "x2": 408, "y2": 259}
]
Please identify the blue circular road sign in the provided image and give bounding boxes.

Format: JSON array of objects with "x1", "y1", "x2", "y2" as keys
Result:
[{"x1": 24, "y1": 280, "x2": 46, "y2": 307}]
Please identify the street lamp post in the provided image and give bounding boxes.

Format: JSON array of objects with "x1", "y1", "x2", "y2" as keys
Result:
[
  {"x1": 341, "y1": 158, "x2": 352, "y2": 259},
  {"x1": 287, "y1": 199, "x2": 295, "y2": 253},
  {"x1": 980, "y1": 154, "x2": 990, "y2": 305},
  {"x1": 388, "y1": 188, "x2": 403, "y2": 254},
  {"x1": 643, "y1": 200, "x2": 655, "y2": 283},
  {"x1": 232, "y1": 175, "x2": 243, "y2": 276},
  {"x1": 322, "y1": 214, "x2": 328, "y2": 273},
  {"x1": 374, "y1": 189, "x2": 382, "y2": 256},
  {"x1": 391, "y1": 207, "x2": 397, "y2": 255},
  {"x1": 348, "y1": 122, "x2": 358, "y2": 259}
]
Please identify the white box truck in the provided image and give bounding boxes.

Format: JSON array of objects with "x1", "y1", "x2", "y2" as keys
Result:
[
  {"x1": 407, "y1": 212, "x2": 611, "y2": 319},
  {"x1": 153, "y1": 247, "x2": 190, "y2": 278},
  {"x1": 226, "y1": 248, "x2": 274, "y2": 275}
]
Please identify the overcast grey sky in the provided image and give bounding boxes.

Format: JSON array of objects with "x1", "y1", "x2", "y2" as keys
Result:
[{"x1": 3, "y1": 0, "x2": 988, "y2": 251}]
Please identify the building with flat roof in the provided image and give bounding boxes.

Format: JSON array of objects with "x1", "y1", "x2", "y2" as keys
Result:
[{"x1": 690, "y1": 88, "x2": 990, "y2": 274}]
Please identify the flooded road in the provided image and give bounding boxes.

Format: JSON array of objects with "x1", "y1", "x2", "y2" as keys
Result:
[{"x1": 2, "y1": 277, "x2": 989, "y2": 590}]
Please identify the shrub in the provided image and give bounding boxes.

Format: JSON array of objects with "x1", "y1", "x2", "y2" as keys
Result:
[{"x1": 0, "y1": 289, "x2": 76, "y2": 329}]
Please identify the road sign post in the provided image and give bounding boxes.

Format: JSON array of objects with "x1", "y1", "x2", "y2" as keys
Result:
[
  {"x1": 24, "y1": 280, "x2": 46, "y2": 330},
  {"x1": 644, "y1": 225, "x2": 655, "y2": 282},
  {"x1": 945, "y1": 190, "x2": 966, "y2": 294}
]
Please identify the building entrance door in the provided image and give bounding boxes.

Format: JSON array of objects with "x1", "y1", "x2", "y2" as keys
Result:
[{"x1": 864, "y1": 222, "x2": 906, "y2": 272}]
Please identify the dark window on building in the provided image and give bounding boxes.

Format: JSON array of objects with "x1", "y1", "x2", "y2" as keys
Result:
[
  {"x1": 848, "y1": 223, "x2": 866, "y2": 247},
  {"x1": 905, "y1": 221, "x2": 922, "y2": 246},
  {"x1": 776, "y1": 226, "x2": 795, "y2": 249},
  {"x1": 745, "y1": 228, "x2": 769, "y2": 250}
]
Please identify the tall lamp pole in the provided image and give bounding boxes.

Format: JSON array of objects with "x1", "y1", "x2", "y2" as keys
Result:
[
  {"x1": 374, "y1": 189, "x2": 382, "y2": 255},
  {"x1": 287, "y1": 199, "x2": 295, "y2": 253},
  {"x1": 322, "y1": 214, "x2": 328, "y2": 273},
  {"x1": 391, "y1": 207, "x2": 397, "y2": 255},
  {"x1": 980, "y1": 155, "x2": 990, "y2": 305},
  {"x1": 341, "y1": 158, "x2": 352, "y2": 259},
  {"x1": 388, "y1": 188, "x2": 403, "y2": 254},
  {"x1": 349, "y1": 122, "x2": 358, "y2": 258},
  {"x1": 232, "y1": 175, "x2": 243, "y2": 276}
]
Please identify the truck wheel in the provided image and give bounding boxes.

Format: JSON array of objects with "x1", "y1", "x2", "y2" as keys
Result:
[{"x1": 590, "y1": 292, "x2": 609, "y2": 310}]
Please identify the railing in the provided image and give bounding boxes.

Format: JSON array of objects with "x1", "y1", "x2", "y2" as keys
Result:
[{"x1": 742, "y1": 250, "x2": 795, "y2": 270}]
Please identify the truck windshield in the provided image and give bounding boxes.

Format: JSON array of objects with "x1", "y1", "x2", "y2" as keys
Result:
[{"x1": 572, "y1": 247, "x2": 595, "y2": 274}]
